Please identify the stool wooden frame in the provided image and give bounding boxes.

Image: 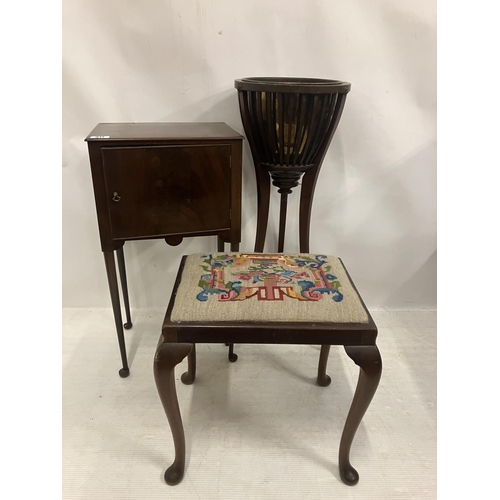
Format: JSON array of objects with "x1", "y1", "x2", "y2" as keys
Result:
[
  {"x1": 154, "y1": 79, "x2": 382, "y2": 486},
  {"x1": 155, "y1": 258, "x2": 381, "y2": 486}
]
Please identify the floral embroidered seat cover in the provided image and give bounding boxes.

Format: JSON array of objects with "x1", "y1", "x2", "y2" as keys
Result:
[{"x1": 171, "y1": 253, "x2": 369, "y2": 324}]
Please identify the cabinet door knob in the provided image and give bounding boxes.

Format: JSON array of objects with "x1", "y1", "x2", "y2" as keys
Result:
[{"x1": 112, "y1": 192, "x2": 121, "y2": 202}]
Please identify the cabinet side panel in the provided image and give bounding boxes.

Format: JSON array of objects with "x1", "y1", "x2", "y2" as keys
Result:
[{"x1": 87, "y1": 142, "x2": 113, "y2": 251}]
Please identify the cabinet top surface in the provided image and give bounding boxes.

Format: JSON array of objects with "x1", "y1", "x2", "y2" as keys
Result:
[{"x1": 85, "y1": 122, "x2": 244, "y2": 142}]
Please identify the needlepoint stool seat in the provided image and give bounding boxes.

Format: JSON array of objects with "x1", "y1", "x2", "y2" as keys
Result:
[
  {"x1": 172, "y1": 253, "x2": 369, "y2": 323},
  {"x1": 154, "y1": 252, "x2": 382, "y2": 486}
]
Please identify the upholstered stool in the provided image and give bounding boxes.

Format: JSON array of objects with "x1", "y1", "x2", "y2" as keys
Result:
[{"x1": 154, "y1": 252, "x2": 382, "y2": 486}]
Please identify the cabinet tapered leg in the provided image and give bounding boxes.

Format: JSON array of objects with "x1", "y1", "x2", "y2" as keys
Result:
[
  {"x1": 339, "y1": 345, "x2": 382, "y2": 485},
  {"x1": 154, "y1": 342, "x2": 194, "y2": 485},
  {"x1": 217, "y1": 236, "x2": 225, "y2": 252},
  {"x1": 116, "y1": 246, "x2": 133, "y2": 329},
  {"x1": 103, "y1": 250, "x2": 129, "y2": 378},
  {"x1": 317, "y1": 345, "x2": 331, "y2": 386}
]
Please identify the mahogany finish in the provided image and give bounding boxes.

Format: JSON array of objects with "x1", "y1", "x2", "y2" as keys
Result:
[
  {"x1": 101, "y1": 145, "x2": 231, "y2": 240},
  {"x1": 153, "y1": 81, "x2": 382, "y2": 487},
  {"x1": 86, "y1": 123, "x2": 243, "y2": 376},
  {"x1": 234, "y1": 77, "x2": 349, "y2": 252},
  {"x1": 317, "y1": 345, "x2": 332, "y2": 387},
  {"x1": 339, "y1": 345, "x2": 382, "y2": 485},
  {"x1": 235, "y1": 78, "x2": 351, "y2": 380},
  {"x1": 153, "y1": 342, "x2": 194, "y2": 485},
  {"x1": 116, "y1": 247, "x2": 132, "y2": 330},
  {"x1": 155, "y1": 256, "x2": 381, "y2": 486}
]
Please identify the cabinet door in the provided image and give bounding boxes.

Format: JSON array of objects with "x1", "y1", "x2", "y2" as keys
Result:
[{"x1": 101, "y1": 145, "x2": 231, "y2": 239}]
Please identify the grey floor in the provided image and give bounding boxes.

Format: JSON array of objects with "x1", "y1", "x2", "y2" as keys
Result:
[{"x1": 62, "y1": 309, "x2": 436, "y2": 500}]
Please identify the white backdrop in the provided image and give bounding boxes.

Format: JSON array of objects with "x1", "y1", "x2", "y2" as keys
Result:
[{"x1": 62, "y1": 0, "x2": 436, "y2": 309}]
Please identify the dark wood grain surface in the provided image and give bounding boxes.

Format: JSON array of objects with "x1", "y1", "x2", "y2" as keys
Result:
[
  {"x1": 86, "y1": 122, "x2": 243, "y2": 142},
  {"x1": 150, "y1": 108, "x2": 382, "y2": 487},
  {"x1": 102, "y1": 145, "x2": 231, "y2": 240},
  {"x1": 86, "y1": 122, "x2": 243, "y2": 376}
]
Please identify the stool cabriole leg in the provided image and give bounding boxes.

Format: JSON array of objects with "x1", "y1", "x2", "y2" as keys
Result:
[
  {"x1": 181, "y1": 344, "x2": 196, "y2": 385},
  {"x1": 154, "y1": 342, "x2": 194, "y2": 485},
  {"x1": 317, "y1": 345, "x2": 332, "y2": 386},
  {"x1": 228, "y1": 343, "x2": 238, "y2": 362},
  {"x1": 339, "y1": 345, "x2": 382, "y2": 485}
]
